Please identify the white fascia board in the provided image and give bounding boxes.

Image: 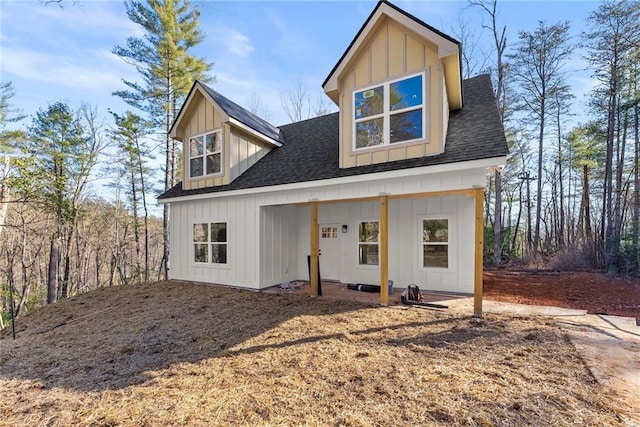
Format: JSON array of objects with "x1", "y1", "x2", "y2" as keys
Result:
[
  {"x1": 157, "y1": 156, "x2": 506, "y2": 204},
  {"x1": 324, "y1": 4, "x2": 459, "y2": 93},
  {"x1": 170, "y1": 83, "x2": 230, "y2": 140},
  {"x1": 381, "y1": 7, "x2": 458, "y2": 59},
  {"x1": 228, "y1": 117, "x2": 282, "y2": 148}
]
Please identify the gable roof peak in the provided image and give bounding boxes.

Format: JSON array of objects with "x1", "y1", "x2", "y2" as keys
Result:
[
  {"x1": 198, "y1": 82, "x2": 282, "y2": 144},
  {"x1": 322, "y1": 0, "x2": 462, "y2": 106},
  {"x1": 170, "y1": 80, "x2": 282, "y2": 146}
]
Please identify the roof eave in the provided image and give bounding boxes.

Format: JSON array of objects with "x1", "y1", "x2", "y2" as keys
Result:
[
  {"x1": 322, "y1": 1, "x2": 461, "y2": 98},
  {"x1": 169, "y1": 82, "x2": 230, "y2": 141}
]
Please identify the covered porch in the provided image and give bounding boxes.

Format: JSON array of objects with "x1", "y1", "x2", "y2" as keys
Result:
[{"x1": 260, "y1": 187, "x2": 485, "y2": 317}]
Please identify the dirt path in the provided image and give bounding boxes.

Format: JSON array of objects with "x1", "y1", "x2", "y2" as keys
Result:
[
  {"x1": 557, "y1": 315, "x2": 640, "y2": 426},
  {"x1": 446, "y1": 293, "x2": 640, "y2": 426}
]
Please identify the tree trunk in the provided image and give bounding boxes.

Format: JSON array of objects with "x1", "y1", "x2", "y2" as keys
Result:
[
  {"x1": 47, "y1": 238, "x2": 59, "y2": 304},
  {"x1": 533, "y1": 104, "x2": 545, "y2": 258},
  {"x1": 583, "y1": 165, "x2": 592, "y2": 242},
  {"x1": 60, "y1": 222, "x2": 75, "y2": 299},
  {"x1": 634, "y1": 68, "x2": 639, "y2": 274},
  {"x1": 493, "y1": 168, "x2": 502, "y2": 264},
  {"x1": 0, "y1": 155, "x2": 10, "y2": 242}
]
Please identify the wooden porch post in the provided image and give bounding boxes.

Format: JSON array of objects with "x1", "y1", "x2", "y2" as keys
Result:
[
  {"x1": 474, "y1": 187, "x2": 484, "y2": 317},
  {"x1": 310, "y1": 201, "x2": 319, "y2": 297},
  {"x1": 380, "y1": 195, "x2": 389, "y2": 306}
]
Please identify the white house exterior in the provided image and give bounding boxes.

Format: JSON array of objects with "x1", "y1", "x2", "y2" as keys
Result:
[{"x1": 158, "y1": 1, "x2": 508, "y2": 316}]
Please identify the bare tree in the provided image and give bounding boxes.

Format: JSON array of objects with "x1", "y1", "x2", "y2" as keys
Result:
[
  {"x1": 469, "y1": 0, "x2": 508, "y2": 264},
  {"x1": 280, "y1": 76, "x2": 310, "y2": 122},
  {"x1": 508, "y1": 21, "x2": 572, "y2": 258}
]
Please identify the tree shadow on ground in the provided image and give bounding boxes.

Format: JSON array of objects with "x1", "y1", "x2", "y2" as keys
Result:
[{"x1": 1, "y1": 281, "x2": 463, "y2": 392}]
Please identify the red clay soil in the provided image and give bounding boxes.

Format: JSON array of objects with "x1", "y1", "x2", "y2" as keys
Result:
[{"x1": 484, "y1": 269, "x2": 640, "y2": 318}]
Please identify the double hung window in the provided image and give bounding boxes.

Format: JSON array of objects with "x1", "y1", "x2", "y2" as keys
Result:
[
  {"x1": 193, "y1": 222, "x2": 227, "y2": 264},
  {"x1": 422, "y1": 219, "x2": 448, "y2": 268},
  {"x1": 358, "y1": 221, "x2": 379, "y2": 265},
  {"x1": 354, "y1": 73, "x2": 424, "y2": 149},
  {"x1": 189, "y1": 130, "x2": 222, "y2": 178}
]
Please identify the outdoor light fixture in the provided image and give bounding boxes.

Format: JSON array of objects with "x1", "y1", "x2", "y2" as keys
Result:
[{"x1": 342, "y1": 225, "x2": 348, "y2": 233}]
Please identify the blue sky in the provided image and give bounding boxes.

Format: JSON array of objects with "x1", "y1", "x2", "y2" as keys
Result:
[
  {"x1": 1, "y1": 0, "x2": 598, "y2": 128},
  {"x1": 0, "y1": 0, "x2": 599, "y2": 207}
]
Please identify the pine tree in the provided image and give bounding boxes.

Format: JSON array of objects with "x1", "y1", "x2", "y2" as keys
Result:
[
  {"x1": 28, "y1": 102, "x2": 100, "y2": 301},
  {"x1": 583, "y1": 0, "x2": 640, "y2": 273},
  {"x1": 113, "y1": 0, "x2": 213, "y2": 278},
  {"x1": 110, "y1": 111, "x2": 153, "y2": 282}
]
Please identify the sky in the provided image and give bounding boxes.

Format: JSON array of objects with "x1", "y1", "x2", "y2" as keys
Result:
[{"x1": 0, "y1": 0, "x2": 601, "y2": 203}]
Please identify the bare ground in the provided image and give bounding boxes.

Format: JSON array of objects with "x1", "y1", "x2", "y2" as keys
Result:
[
  {"x1": 0, "y1": 280, "x2": 628, "y2": 426},
  {"x1": 484, "y1": 268, "x2": 640, "y2": 318}
]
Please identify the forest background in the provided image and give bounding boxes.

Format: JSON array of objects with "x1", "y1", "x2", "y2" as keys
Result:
[{"x1": 1, "y1": 0, "x2": 639, "y2": 326}]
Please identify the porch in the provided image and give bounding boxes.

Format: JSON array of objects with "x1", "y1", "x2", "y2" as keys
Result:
[{"x1": 263, "y1": 280, "x2": 469, "y2": 306}]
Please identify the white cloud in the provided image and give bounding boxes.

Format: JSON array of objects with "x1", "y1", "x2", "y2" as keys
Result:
[
  {"x1": 2, "y1": 47, "x2": 133, "y2": 92},
  {"x1": 12, "y1": 1, "x2": 144, "y2": 38},
  {"x1": 209, "y1": 26, "x2": 255, "y2": 58}
]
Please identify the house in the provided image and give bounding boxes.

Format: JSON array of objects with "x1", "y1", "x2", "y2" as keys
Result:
[{"x1": 157, "y1": 0, "x2": 508, "y2": 316}]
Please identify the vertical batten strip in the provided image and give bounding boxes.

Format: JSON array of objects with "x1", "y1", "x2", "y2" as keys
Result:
[
  {"x1": 474, "y1": 187, "x2": 484, "y2": 317},
  {"x1": 380, "y1": 195, "x2": 389, "y2": 306}
]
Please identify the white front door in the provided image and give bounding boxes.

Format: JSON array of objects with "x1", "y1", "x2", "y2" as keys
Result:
[{"x1": 319, "y1": 224, "x2": 341, "y2": 281}]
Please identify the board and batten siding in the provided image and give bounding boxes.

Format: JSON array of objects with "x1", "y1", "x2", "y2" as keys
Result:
[
  {"x1": 182, "y1": 94, "x2": 228, "y2": 190},
  {"x1": 339, "y1": 18, "x2": 448, "y2": 169},
  {"x1": 292, "y1": 196, "x2": 473, "y2": 293},
  {"x1": 181, "y1": 95, "x2": 273, "y2": 190},
  {"x1": 167, "y1": 166, "x2": 487, "y2": 292},
  {"x1": 169, "y1": 194, "x2": 259, "y2": 288},
  {"x1": 229, "y1": 128, "x2": 271, "y2": 182}
]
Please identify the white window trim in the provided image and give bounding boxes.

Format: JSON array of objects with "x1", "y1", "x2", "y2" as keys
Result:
[
  {"x1": 419, "y1": 215, "x2": 453, "y2": 272},
  {"x1": 188, "y1": 128, "x2": 223, "y2": 180},
  {"x1": 192, "y1": 220, "x2": 230, "y2": 268},
  {"x1": 352, "y1": 71, "x2": 427, "y2": 152},
  {"x1": 356, "y1": 219, "x2": 380, "y2": 268}
]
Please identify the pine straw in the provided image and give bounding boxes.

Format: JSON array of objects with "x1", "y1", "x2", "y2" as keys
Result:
[{"x1": 0, "y1": 281, "x2": 625, "y2": 426}]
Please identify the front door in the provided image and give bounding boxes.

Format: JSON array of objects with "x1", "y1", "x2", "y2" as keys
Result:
[{"x1": 319, "y1": 224, "x2": 341, "y2": 281}]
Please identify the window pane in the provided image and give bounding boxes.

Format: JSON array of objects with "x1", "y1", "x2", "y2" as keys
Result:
[
  {"x1": 194, "y1": 243, "x2": 208, "y2": 263},
  {"x1": 390, "y1": 75, "x2": 423, "y2": 111},
  {"x1": 423, "y1": 219, "x2": 448, "y2": 243},
  {"x1": 189, "y1": 136, "x2": 203, "y2": 158},
  {"x1": 190, "y1": 157, "x2": 203, "y2": 177},
  {"x1": 212, "y1": 243, "x2": 227, "y2": 264},
  {"x1": 358, "y1": 222, "x2": 379, "y2": 243},
  {"x1": 355, "y1": 118, "x2": 384, "y2": 148},
  {"x1": 206, "y1": 153, "x2": 221, "y2": 174},
  {"x1": 210, "y1": 222, "x2": 227, "y2": 243},
  {"x1": 423, "y1": 245, "x2": 448, "y2": 268},
  {"x1": 193, "y1": 223, "x2": 208, "y2": 242},
  {"x1": 206, "y1": 132, "x2": 220, "y2": 154},
  {"x1": 390, "y1": 109, "x2": 423, "y2": 143},
  {"x1": 354, "y1": 86, "x2": 383, "y2": 119},
  {"x1": 359, "y1": 244, "x2": 379, "y2": 265}
]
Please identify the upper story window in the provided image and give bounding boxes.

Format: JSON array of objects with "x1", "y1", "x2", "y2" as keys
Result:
[
  {"x1": 353, "y1": 73, "x2": 424, "y2": 150},
  {"x1": 189, "y1": 130, "x2": 222, "y2": 178}
]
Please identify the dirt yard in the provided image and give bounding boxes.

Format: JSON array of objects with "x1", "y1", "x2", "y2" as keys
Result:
[
  {"x1": 0, "y1": 279, "x2": 630, "y2": 426},
  {"x1": 484, "y1": 269, "x2": 640, "y2": 318}
]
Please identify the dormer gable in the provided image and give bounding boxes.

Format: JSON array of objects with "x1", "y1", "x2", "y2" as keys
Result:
[
  {"x1": 322, "y1": 0, "x2": 462, "y2": 169},
  {"x1": 170, "y1": 81, "x2": 281, "y2": 190},
  {"x1": 323, "y1": 1, "x2": 462, "y2": 109}
]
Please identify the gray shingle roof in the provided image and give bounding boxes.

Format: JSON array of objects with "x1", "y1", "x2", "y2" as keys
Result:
[
  {"x1": 200, "y1": 83, "x2": 282, "y2": 143},
  {"x1": 158, "y1": 74, "x2": 508, "y2": 200}
]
